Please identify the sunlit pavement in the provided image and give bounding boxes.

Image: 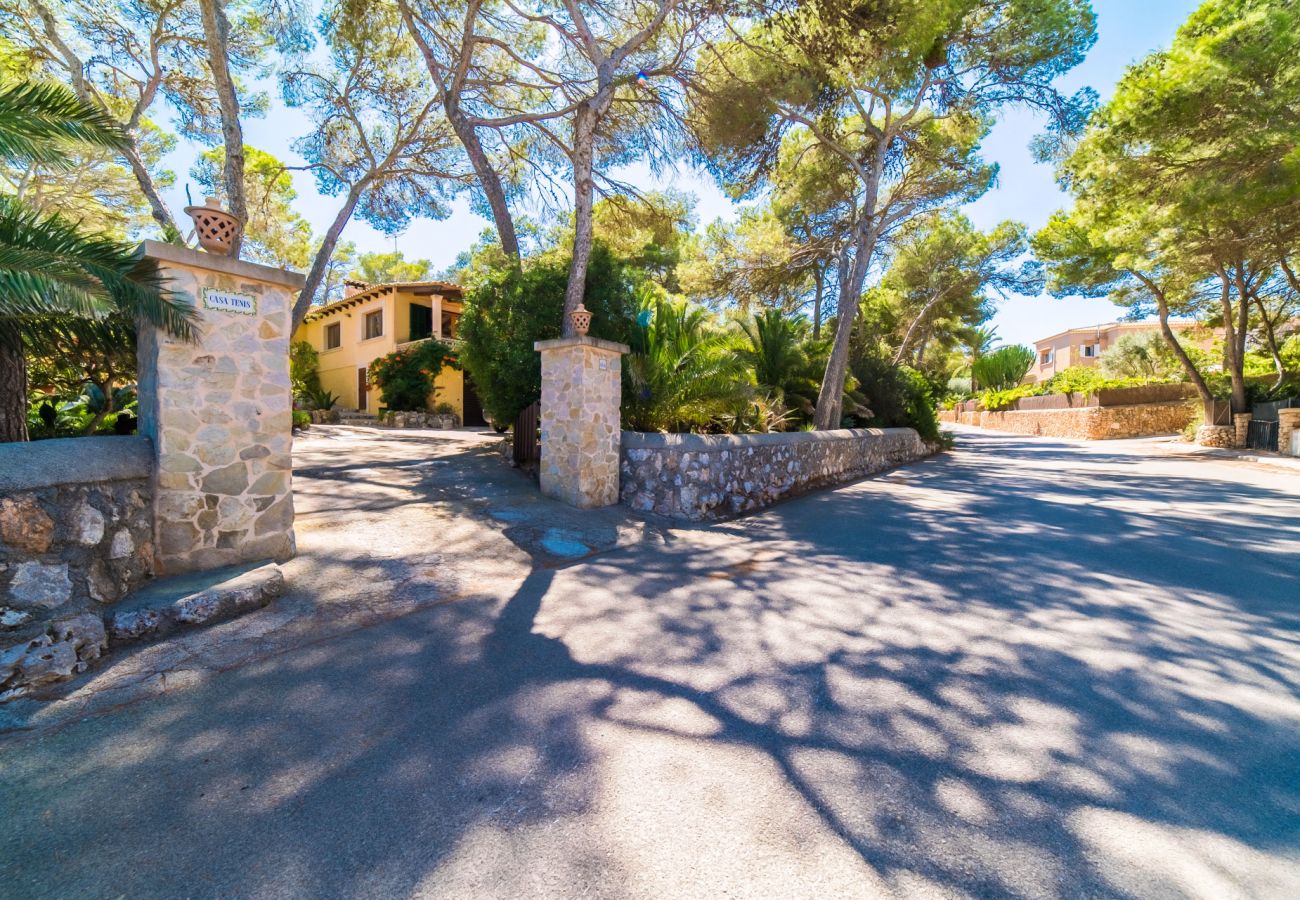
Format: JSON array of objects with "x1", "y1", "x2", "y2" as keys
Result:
[{"x1": 2, "y1": 428, "x2": 1298, "y2": 898}]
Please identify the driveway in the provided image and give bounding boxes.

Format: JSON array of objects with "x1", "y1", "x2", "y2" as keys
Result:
[{"x1": 2, "y1": 428, "x2": 1298, "y2": 898}]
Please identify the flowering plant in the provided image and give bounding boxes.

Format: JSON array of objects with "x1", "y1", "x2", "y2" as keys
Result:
[{"x1": 368, "y1": 340, "x2": 458, "y2": 411}]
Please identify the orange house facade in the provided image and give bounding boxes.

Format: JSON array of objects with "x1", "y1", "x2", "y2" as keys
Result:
[
  {"x1": 293, "y1": 280, "x2": 484, "y2": 424},
  {"x1": 1025, "y1": 321, "x2": 1210, "y2": 384}
]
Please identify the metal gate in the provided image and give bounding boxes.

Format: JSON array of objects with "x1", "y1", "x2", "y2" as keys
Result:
[
  {"x1": 1246, "y1": 397, "x2": 1299, "y2": 452},
  {"x1": 512, "y1": 400, "x2": 540, "y2": 466}
]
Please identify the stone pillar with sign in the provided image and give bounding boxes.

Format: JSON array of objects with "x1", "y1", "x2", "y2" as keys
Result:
[{"x1": 136, "y1": 240, "x2": 305, "y2": 574}]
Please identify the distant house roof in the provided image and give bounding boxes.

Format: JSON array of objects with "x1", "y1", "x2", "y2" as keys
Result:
[
  {"x1": 1031, "y1": 320, "x2": 1195, "y2": 347},
  {"x1": 304, "y1": 281, "x2": 465, "y2": 322}
]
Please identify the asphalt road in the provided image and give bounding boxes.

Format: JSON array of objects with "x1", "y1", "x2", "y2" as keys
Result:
[{"x1": 2, "y1": 429, "x2": 1298, "y2": 898}]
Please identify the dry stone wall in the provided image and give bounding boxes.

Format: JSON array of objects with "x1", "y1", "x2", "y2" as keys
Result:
[
  {"x1": 1, "y1": 437, "x2": 152, "y2": 700},
  {"x1": 621, "y1": 428, "x2": 932, "y2": 521},
  {"x1": 942, "y1": 402, "x2": 1195, "y2": 440}
]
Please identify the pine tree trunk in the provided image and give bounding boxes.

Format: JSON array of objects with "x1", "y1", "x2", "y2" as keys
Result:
[
  {"x1": 812, "y1": 269, "x2": 823, "y2": 340},
  {"x1": 0, "y1": 332, "x2": 29, "y2": 443},
  {"x1": 814, "y1": 224, "x2": 879, "y2": 430},
  {"x1": 453, "y1": 114, "x2": 521, "y2": 262},
  {"x1": 562, "y1": 104, "x2": 597, "y2": 337},
  {"x1": 199, "y1": 0, "x2": 246, "y2": 257},
  {"x1": 293, "y1": 185, "x2": 365, "y2": 329}
]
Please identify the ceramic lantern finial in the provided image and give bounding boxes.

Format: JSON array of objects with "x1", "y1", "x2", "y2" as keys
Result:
[
  {"x1": 184, "y1": 196, "x2": 242, "y2": 256},
  {"x1": 568, "y1": 302, "x2": 592, "y2": 337}
]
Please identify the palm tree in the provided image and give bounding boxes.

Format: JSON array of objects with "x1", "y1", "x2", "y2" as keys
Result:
[
  {"x1": 736, "y1": 309, "x2": 823, "y2": 419},
  {"x1": 959, "y1": 324, "x2": 1000, "y2": 392},
  {"x1": 623, "y1": 291, "x2": 750, "y2": 433},
  {"x1": 0, "y1": 79, "x2": 196, "y2": 441}
]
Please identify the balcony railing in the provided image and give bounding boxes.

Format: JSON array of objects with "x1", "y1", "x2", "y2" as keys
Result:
[{"x1": 396, "y1": 335, "x2": 463, "y2": 352}]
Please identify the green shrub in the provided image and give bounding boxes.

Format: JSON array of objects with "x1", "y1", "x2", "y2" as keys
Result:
[
  {"x1": 368, "y1": 339, "x2": 457, "y2": 411},
  {"x1": 970, "y1": 345, "x2": 1035, "y2": 391},
  {"x1": 301, "y1": 384, "x2": 338, "y2": 411},
  {"x1": 292, "y1": 410, "x2": 311, "y2": 430},
  {"x1": 290, "y1": 341, "x2": 322, "y2": 399},
  {"x1": 623, "y1": 292, "x2": 751, "y2": 432},
  {"x1": 980, "y1": 383, "x2": 1039, "y2": 411},
  {"x1": 458, "y1": 243, "x2": 636, "y2": 425},
  {"x1": 848, "y1": 353, "x2": 941, "y2": 442}
]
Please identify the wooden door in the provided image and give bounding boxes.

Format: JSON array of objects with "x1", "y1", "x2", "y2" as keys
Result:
[{"x1": 357, "y1": 367, "x2": 368, "y2": 411}]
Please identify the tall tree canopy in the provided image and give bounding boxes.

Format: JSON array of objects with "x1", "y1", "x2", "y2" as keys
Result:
[
  {"x1": 1036, "y1": 0, "x2": 1300, "y2": 410},
  {"x1": 693, "y1": 0, "x2": 1096, "y2": 427}
]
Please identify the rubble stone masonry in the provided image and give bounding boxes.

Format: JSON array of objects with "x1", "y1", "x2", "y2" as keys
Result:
[
  {"x1": 137, "y1": 242, "x2": 304, "y2": 574},
  {"x1": 621, "y1": 428, "x2": 933, "y2": 521},
  {"x1": 939, "y1": 401, "x2": 1196, "y2": 440}
]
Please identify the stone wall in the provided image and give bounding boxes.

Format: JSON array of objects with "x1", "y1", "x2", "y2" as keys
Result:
[
  {"x1": 1195, "y1": 425, "x2": 1235, "y2": 448},
  {"x1": 137, "y1": 241, "x2": 302, "y2": 574},
  {"x1": 621, "y1": 428, "x2": 931, "y2": 521},
  {"x1": 2, "y1": 437, "x2": 154, "y2": 700},
  {"x1": 943, "y1": 402, "x2": 1195, "y2": 440}
]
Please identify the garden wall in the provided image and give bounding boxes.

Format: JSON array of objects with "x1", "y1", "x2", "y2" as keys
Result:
[
  {"x1": 942, "y1": 401, "x2": 1196, "y2": 440},
  {"x1": 621, "y1": 427, "x2": 932, "y2": 521},
  {"x1": 2, "y1": 436, "x2": 155, "y2": 699}
]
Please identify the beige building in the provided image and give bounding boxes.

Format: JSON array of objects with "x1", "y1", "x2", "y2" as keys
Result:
[
  {"x1": 1025, "y1": 321, "x2": 1203, "y2": 384},
  {"x1": 293, "y1": 280, "x2": 485, "y2": 423}
]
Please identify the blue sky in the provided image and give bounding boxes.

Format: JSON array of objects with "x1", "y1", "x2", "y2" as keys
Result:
[{"x1": 159, "y1": 0, "x2": 1200, "y2": 346}]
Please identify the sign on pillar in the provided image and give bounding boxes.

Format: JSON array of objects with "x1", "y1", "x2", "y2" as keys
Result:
[
  {"x1": 534, "y1": 336, "x2": 629, "y2": 509},
  {"x1": 135, "y1": 240, "x2": 305, "y2": 574}
]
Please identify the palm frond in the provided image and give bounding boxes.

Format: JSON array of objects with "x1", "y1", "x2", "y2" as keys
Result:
[
  {"x1": 0, "y1": 80, "x2": 129, "y2": 169},
  {"x1": 0, "y1": 195, "x2": 196, "y2": 340}
]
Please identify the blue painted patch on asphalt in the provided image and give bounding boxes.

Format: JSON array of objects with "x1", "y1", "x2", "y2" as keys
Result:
[
  {"x1": 489, "y1": 508, "x2": 528, "y2": 522},
  {"x1": 540, "y1": 529, "x2": 591, "y2": 557}
]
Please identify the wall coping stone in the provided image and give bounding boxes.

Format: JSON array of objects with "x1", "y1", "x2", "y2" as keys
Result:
[
  {"x1": 0, "y1": 436, "x2": 152, "y2": 492},
  {"x1": 622, "y1": 427, "x2": 915, "y2": 450},
  {"x1": 534, "y1": 335, "x2": 629, "y2": 354},
  {"x1": 136, "y1": 239, "x2": 306, "y2": 290}
]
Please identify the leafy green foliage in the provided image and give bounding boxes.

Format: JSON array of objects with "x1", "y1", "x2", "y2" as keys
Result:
[
  {"x1": 193, "y1": 146, "x2": 315, "y2": 269},
  {"x1": 735, "y1": 310, "x2": 825, "y2": 420},
  {"x1": 623, "y1": 293, "x2": 751, "y2": 433},
  {"x1": 977, "y1": 365, "x2": 1179, "y2": 410},
  {"x1": 301, "y1": 385, "x2": 339, "y2": 411},
  {"x1": 1099, "y1": 331, "x2": 1186, "y2": 380},
  {"x1": 970, "y1": 345, "x2": 1036, "y2": 392},
  {"x1": 289, "y1": 341, "x2": 321, "y2": 399},
  {"x1": 367, "y1": 339, "x2": 457, "y2": 412},
  {"x1": 349, "y1": 251, "x2": 435, "y2": 285},
  {"x1": 847, "y1": 352, "x2": 942, "y2": 443},
  {"x1": 457, "y1": 244, "x2": 636, "y2": 425}
]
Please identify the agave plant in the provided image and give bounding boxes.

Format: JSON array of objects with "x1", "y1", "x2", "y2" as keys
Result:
[
  {"x1": 0, "y1": 79, "x2": 196, "y2": 441},
  {"x1": 970, "y1": 344, "x2": 1036, "y2": 392},
  {"x1": 623, "y1": 292, "x2": 750, "y2": 433}
]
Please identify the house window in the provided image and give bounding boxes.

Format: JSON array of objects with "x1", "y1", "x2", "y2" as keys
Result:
[
  {"x1": 441, "y1": 310, "x2": 460, "y2": 338},
  {"x1": 1081, "y1": 343, "x2": 1099, "y2": 358},
  {"x1": 364, "y1": 310, "x2": 383, "y2": 340},
  {"x1": 324, "y1": 322, "x2": 341, "y2": 350},
  {"x1": 1040, "y1": 350, "x2": 1053, "y2": 365}
]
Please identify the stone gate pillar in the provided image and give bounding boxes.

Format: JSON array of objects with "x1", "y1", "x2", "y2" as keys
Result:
[
  {"x1": 1278, "y1": 408, "x2": 1300, "y2": 457},
  {"x1": 136, "y1": 240, "x2": 305, "y2": 574},
  {"x1": 1233, "y1": 412, "x2": 1253, "y2": 449},
  {"x1": 534, "y1": 336, "x2": 628, "y2": 509}
]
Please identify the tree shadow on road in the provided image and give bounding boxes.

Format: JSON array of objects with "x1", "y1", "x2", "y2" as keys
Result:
[{"x1": 2, "y1": 430, "x2": 1298, "y2": 897}]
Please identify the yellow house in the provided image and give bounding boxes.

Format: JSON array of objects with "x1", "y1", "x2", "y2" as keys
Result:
[{"x1": 293, "y1": 279, "x2": 485, "y2": 424}]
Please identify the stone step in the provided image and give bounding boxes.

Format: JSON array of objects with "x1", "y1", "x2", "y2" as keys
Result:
[{"x1": 106, "y1": 562, "x2": 284, "y2": 643}]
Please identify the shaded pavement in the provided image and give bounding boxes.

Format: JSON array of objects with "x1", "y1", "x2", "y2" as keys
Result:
[{"x1": 2, "y1": 428, "x2": 1298, "y2": 898}]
